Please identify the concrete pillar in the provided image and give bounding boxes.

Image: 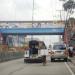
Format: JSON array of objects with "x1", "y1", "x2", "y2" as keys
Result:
[
  {"x1": 2, "y1": 35, "x2": 8, "y2": 45},
  {"x1": 0, "y1": 33, "x2": 3, "y2": 45}
]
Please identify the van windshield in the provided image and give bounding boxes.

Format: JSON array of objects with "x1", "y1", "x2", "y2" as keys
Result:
[{"x1": 53, "y1": 45, "x2": 66, "y2": 50}]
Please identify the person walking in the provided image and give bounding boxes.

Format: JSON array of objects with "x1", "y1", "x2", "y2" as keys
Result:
[
  {"x1": 69, "y1": 46, "x2": 73, "y2": 57},
  {"x1": 42, "y1": 55, "x2": 46, "y2": 66}
]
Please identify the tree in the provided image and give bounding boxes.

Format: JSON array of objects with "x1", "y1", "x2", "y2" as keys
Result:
[
  {"x1": 63, "y1": 0, "x2": 75, "y2": 15},
  {"x1": 59, "y1": 0, "x2": 75, "y2": 46},
  {"x1": 62, "y1": 0, "x2": 75, "y2": 28}
]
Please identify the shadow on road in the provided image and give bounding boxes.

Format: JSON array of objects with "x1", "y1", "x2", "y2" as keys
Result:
[{"x1": 51, "y1": 59, "x2": 71, "y2": 62}]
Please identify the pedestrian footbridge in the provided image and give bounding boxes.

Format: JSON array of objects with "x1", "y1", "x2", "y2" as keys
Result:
[{"x1": 0, "y1": 28, "x2": 64, "y2": 35}]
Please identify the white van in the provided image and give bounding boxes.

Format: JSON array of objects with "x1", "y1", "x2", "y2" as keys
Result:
[{"x1": 50, "y1": 44, "x2": 68, "y2": 62}]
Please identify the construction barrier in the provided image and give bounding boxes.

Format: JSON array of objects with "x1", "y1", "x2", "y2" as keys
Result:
[{"x1": 0, "y1": 52, "x2": 24, "y2": 62}]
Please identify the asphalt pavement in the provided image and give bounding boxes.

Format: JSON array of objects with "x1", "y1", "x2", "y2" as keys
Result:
[{"x1": 0, "y1": 58, "x2": 75, "y2": 75}]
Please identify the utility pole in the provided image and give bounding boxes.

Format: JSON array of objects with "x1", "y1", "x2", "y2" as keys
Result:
[
  {"x1": 31, "y1": 0, "x2": 34, "y2": 40},
  {"x1": 56, "y1": 10, "x2": 65, "y2": 21},
  {"x1": 56, "y1": 10, "x2": 65, "y2": 44},
  {"x1": 32, "y1": 0, "x2": 34, "y2": 27},
  {"x1": 58, "y1": 10, "x2": 62, "y2": 20}
]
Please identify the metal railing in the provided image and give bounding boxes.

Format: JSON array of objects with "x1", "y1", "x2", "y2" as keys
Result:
[{"x1": 0, "y1": 51, "x2": 24, "y2": 62}]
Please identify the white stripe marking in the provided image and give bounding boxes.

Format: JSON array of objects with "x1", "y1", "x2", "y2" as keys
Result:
[{"x1": 65, "y1": 62, "x2": 75, "y2": 75}]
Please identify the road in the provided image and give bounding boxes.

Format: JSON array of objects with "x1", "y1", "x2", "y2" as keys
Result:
[{"x1": 0, "y1": 58, "x2": 75, "y2": 75}]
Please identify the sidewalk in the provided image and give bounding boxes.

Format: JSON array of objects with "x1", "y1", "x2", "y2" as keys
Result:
[{"x1": 70, "y1": 56, "x2": 75, "y2": 65}]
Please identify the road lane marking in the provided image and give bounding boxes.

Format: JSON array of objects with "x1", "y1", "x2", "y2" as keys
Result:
[{"x1": 65, "y1": 62, "x2": 75, "y2": 75}]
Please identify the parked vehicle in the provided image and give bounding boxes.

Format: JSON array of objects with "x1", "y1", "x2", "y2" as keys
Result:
[{"x1": 50, "y1": 44, "x2": 68, "y2": 62}]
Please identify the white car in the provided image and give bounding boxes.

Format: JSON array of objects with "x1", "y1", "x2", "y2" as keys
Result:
[{"x1": 50, "y1": 44, "x2": 68, "y2": 62}]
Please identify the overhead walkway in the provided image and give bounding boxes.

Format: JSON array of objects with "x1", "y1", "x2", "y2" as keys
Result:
[{"x1": 0, "y1": 28, "x2": 64, "y2": 35}]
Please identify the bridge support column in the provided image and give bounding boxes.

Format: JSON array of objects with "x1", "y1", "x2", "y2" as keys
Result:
[{"x1": 2, "y1": 35, "x2": 8, "y2": 45}]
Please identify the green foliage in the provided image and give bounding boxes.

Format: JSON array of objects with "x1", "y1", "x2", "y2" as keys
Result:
[{"x1": 63, "y1": 0, "x2": 75, "y2": 12}]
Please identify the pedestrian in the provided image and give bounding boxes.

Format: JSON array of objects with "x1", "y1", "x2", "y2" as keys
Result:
[
  {"x1": 42, "y1": 55, "x2": 46, "y2": 66},
  {"x1": 69, "y1": 46, "x2": 73, "y2": 57}
]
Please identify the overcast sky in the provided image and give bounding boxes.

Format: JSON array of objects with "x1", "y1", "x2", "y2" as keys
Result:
[
  {"x1": 33, "y1": 35, "x2": 60, "y2": 47},
  {"x1": 27, "y1": 35, "x2": 60, "y2": 47},
  {"x1": 0, "y1": 0, "x2": 65, "y2": 21}
]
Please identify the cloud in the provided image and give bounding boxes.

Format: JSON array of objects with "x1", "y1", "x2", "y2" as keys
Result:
[
  {"x1": 0, "y1": 0, "x2": 15, "y2": 20},
  {"x1": 0, "y1": 0, "x2": 32, "y2": 20},
  {"x1": 14, "y1": 0, "x2": 33, "y2": 11},
  {"x1": 0, "y1": 0, "x2": 63, "y2": 20}
]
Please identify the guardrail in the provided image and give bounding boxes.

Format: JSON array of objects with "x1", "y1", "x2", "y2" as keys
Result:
[{"x1": 0, "y1": 52, "x2": 24, "y2": 62}]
